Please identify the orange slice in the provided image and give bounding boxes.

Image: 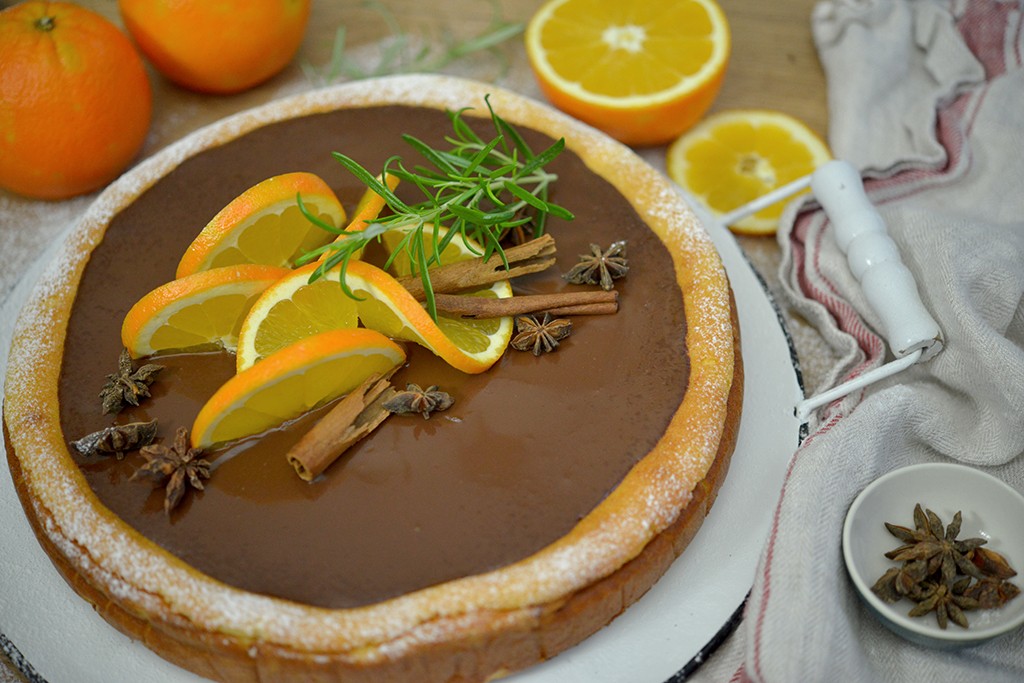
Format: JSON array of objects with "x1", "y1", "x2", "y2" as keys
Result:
[
  {"x1": 176, "y1": 172, "x2": 345, "y2": 277},
  {"x1": 525, "y1": 0, "x2": 730, "y2": 146},
  {"x1": 235, "y1": 263, "x2": 360, "y2": 372},
  {"x1": 240, "y1": 222, "x2": 514, "y2": 374},
  {"x1": 379, "y1": 224, "x2": 513, "y2": 373},
  {"x1": 191, "y1": 329, "x2": 406, "y2": 449},
  {"x1": 343, "y1": 260, "x2": 512, "y2": 374},
  {"x1": 666, "y1": 109, "x2": 831, "y2": 234},
  {"x1": 121, "y1": 264, "x2": 289, "y2": 357}
]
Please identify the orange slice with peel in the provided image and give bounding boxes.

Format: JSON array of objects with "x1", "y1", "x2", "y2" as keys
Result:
[
  {"x1": 176, "y1": 172, "x2": 345, "y2": 277},
  {"x1": 666, "y1": 109, "x2": 831, "y2": 234},
  {"x1": 379, "y1": 224, "x2": 513, "y2": 373},
  {"x1": 235, "y1": 263, "x2": 360, "y2": 372},
  {"x1": 525, "y1": 0, "x2": 730, "y2": 146},
  {"x1": 351, "y1": 173, "x2": 399, "y2": 228},
  {"x1": 239, "y1": 259, "x2": 512, "y2": 375},
  {"x1": 343, "y1": 260, "x2": 513, "y2": 375},
  {"x1": 191, "y1": 329, "x2": 406, "y2": 449},
  {"x1": 121, "y1": 264, "x2": 289, "y2": 357},
  {"x1": 239, "y1": 220, "x2": 514, "y2": 374}
]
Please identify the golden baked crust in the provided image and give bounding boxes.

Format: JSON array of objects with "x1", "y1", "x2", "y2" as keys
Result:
[{"x1": 3, "y1": 75, "x2": 740, "y2": 682}]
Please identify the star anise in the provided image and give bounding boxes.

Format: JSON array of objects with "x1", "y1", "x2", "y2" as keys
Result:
[
  {"x1": 70, "y1": 420, "x2": 159, "y2": 460},
  {"x1": 383, "y1": 384, "x2": 454, "y2": 419},
  {"x1": 99, "y1": 348, "x2": 164, "y2": 415},
  {"x1": 907, "y1": 578, "x2": 980, "y2": 629},
  {"x1": 885, "y1": 506, "x2": 986, "y2": 583},
  {"x1": 563, "y1": 240, "x2": 628, "y2": 291},
  {"x1": 970, "y1": 546, "x2": 1019, "y2": 580},
  {"x1": 871, "y1": 503, "x2": 1020, "y2": 629},
  {"x1": 132, "y1": 426, "x2": 210, "y2": 515},
  {"x1": 871, "y1": 559, "x2": 931, "y2": 603},
  {"x1": 963, "y1": 575, "x2": 1021, "y2": 609},
  {"x1": 510, "y1": 313, "x2": 572, "y2": 356}
]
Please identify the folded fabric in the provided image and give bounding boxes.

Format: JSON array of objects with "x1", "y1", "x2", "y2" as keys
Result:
[{"x1": 692, "y1": 1, "x2": 1024, "y2": 681}]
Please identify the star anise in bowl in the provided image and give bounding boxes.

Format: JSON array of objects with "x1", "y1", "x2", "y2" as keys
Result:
[{"x1": 870, "y1": 503, "x2": 1018, "y2": 630}]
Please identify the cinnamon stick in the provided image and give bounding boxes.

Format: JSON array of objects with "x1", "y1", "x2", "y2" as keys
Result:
[
  {"x1": 397, "y1": 234, "x2": 557, "y2": 298},
  {"x1": 545, "y1": 302, "x2": 620, "y2": 316},
  {"x1": 432, "y1": 290, "x2": 618, "y2": 318},
  {"x1": 286, "y1": 374, "x2": 396, "y2": 481}
]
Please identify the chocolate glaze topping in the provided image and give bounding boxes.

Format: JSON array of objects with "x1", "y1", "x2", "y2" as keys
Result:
[{"x1": 58, "y1": 105, "x2": 688, "y2": 609}]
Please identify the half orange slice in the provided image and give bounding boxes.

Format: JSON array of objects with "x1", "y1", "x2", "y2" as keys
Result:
[
  {"x1": 121, "y1": 264, "x2": 289, "y2": 357},
  {"x1": 176, "y1": 172, "x2": 345, "y2": 277},
  {"x1": 191, "y1": 328, "x2": 406, "y2": 449}
]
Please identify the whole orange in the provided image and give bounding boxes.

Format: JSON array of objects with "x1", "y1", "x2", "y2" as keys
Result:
[
  {"x1": 118, "y1": 0, "x2": 311, "y2": 95},
  {"x1": 0, "y1": 2, "x2": 152, "y2": 200}
]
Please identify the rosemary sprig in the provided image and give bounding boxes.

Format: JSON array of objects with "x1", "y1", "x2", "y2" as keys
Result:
[
  {"x1": 296, "y1": 97, "x2": 574, "y2": 320},
  {"x1": 302, "y1": 0, "x2": 524, "y2": 86}
]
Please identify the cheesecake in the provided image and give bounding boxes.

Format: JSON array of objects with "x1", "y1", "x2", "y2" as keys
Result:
[{"x1": 3, "y1": 75, "x2": 741, "y2": 682}]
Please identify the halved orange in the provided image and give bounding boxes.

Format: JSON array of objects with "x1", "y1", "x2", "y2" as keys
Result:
[
  {"x1": 191, "y1": 329, "x2": 406, "y2": 449},
  {"x1": 121, "y1": 264, "x2": 289, "y2": 357},
  {"x1": 176, "y1": 172, "x2": 345, "y2": 277},
  {"x1": 525, "y1": 0, "x2": 730, "y2": 146},
  {"x1": 666, "y1": 109, "x2": 831, "y2": 234}
]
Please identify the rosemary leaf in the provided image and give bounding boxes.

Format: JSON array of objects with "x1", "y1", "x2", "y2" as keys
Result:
[{"x1": 401, "y1": 134, "x2": 460, "y2": 176}]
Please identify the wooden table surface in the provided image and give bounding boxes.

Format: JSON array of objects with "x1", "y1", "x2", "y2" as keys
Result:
[{"x1": 0, "y1": 1, "x2": 826, "y2": 680}]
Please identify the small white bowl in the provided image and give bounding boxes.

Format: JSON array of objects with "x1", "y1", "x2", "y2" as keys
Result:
[{"x1": 843, "y1": 462, "x2": 1024, "y2": 648}]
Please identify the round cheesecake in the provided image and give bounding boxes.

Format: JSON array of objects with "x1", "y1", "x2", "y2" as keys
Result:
[{"x1": 4, "y1": 75, "x2": 741, "y2": 682}]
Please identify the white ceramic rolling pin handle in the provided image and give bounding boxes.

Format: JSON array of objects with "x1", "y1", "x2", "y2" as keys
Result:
[{"x1": 811, "y1": 160, "x2": 943, "y2": 361}]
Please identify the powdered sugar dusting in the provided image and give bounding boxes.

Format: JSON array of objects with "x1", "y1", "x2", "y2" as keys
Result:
[{"x1": 4, "y1": 75, "x2": 736, "y2": 656}]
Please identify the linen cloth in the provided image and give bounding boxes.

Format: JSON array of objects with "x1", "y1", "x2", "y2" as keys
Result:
[{"x1": 692, "y1": 1, "x2": 1024, "y2": 681}]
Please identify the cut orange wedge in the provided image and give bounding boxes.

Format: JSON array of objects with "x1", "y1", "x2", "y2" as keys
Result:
[
  {"x1": 343, "y1": 260, "x2": 513, "y2": 375},
  {"x1": 380, "y1": 224, "x2": 512, "y2": 373},
  {"x1": 191, "y1": 329, "x2": 406, "y2": 449},
  {"x1": 666, "y1": 109, "x2": 831, "y2": 234},
  {"x1": 526, "y1": 0, "x2": 730, "y2": 146},
  {"x1": 235, "y1": 263, "x2": 360, "y2": 372},
  {"x1": 176, "y1": 172, "x2": 345, "y2": 277},
  {"x1": 121, "y1": 264, "x2": 289, "y2": 357}
]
